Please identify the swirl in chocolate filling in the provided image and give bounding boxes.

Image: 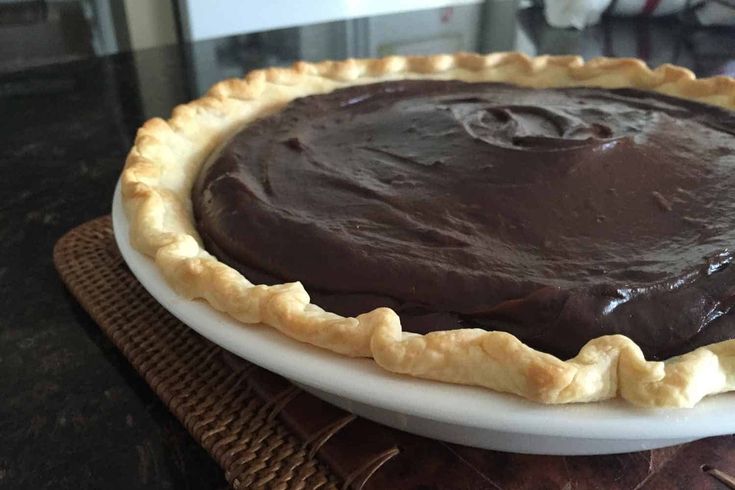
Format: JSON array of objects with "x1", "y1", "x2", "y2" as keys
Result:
[{"x1": 192, "y1": 80, "x2": 735, "y2": 360}]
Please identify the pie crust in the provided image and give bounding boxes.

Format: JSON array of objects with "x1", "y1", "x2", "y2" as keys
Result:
[{"x1": 121, "y1": 52, "x2": 735, "y2": 407}]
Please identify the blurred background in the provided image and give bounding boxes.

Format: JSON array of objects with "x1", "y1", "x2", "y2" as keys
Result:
[{"x1": 2, "y1": 0, "x2": 735, "y2": 118}]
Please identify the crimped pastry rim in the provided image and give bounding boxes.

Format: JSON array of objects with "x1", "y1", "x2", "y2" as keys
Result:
[{"x1": 121, "y1": 52, "x2": 735, "y2": 408}]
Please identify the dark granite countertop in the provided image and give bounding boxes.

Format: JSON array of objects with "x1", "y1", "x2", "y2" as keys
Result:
[{"x1": 1, "y1": 5, "x2": 735, "y2": 489}]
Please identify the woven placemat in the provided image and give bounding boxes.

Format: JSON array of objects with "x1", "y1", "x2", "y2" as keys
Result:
[
  {"x1": 54, "y1": 216, "x2": 338, "y2": 489},
  {"x1": 54, "y1": 216, "x2": 735, "y2": 490}
]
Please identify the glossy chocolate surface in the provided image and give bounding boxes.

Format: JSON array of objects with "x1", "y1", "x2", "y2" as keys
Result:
[{"x1": 193, "y1": 80, "x2": 735, "y2": 360}]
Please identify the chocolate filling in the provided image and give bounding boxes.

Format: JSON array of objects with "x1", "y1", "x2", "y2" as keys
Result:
[{"x1": 193, "y1": 80, "x2": 735, "y2": 360}]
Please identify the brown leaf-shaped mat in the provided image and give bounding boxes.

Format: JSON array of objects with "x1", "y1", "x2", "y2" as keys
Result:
[{"x1": 54, "y1": 216, "x2": 735, "y2": 490}]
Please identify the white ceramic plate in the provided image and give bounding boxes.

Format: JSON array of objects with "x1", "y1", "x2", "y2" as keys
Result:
[{"x1": 112, "y1": 183, "x2": 735, "y2": 455}]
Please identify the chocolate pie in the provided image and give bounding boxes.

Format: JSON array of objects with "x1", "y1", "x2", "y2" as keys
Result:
[{"x1": 122, "y1": 53, "x2": 735, "y2": 407}]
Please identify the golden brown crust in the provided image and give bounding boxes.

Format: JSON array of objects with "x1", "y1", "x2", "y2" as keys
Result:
[{"x1": 121, "y1": 52, "x2": 735, "y2": 407}]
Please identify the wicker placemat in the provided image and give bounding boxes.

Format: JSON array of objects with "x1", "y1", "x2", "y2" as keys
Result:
[
  {"x1": 54, "y1": 216, "x2": 735, "y2": 490},
  {"x1": 54, "y1": 216, "x2": 339, "y2": 489}
]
